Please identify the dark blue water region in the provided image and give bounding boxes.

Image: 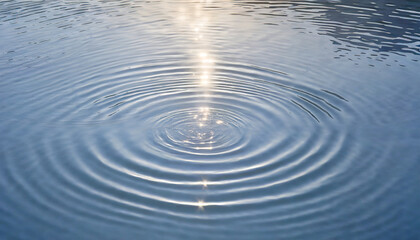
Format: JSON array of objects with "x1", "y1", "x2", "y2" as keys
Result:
[{"x1": 1, "y1": 0, "x2": 420, "y2": 239}]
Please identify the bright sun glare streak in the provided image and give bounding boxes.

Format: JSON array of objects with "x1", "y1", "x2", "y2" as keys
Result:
[
  {"x1": 199, "y1": 52, "x2": 207, "y2": 58},
  {"x1": 176, "y1": 1, "x2": 215, "y2": 88},
  {"x1": 198, "y1": 51, "x2": 214, "y2": 86},
  {"x1": 175, "y1": 1, "x2": 222, "y2": 210},
  {"x1": 200, "y1": 72, "x2": 209, "y2": 86}
]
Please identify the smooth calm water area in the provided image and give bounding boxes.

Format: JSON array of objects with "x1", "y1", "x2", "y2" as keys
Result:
[{"x1": 1, "y1": 0, "x2": 420, "y2": 239}]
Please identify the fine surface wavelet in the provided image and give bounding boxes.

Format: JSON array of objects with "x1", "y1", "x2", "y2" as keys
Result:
[{"x1": 233, "y1": 0, "x2": 420, "y2": 59}]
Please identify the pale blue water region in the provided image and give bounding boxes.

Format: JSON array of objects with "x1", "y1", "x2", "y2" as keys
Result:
[{"x1": 1, "y1": 0, "x2": 420, "y2": 239}]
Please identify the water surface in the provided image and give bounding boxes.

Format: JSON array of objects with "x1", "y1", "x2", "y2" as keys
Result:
[{"x1": 1, "y1": 0, "x2": 420, "y2": 239}]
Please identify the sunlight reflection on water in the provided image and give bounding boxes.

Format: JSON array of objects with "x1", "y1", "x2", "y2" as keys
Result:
[{"x1": 0, "y1": 0, "x2": 419, "y2": 239}]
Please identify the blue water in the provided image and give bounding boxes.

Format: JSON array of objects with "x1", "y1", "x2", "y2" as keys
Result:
[{"x1": 1, "y1": 0, "x2": 420, "y2": 239}]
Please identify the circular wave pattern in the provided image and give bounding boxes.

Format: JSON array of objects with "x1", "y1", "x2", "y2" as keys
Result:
[
  {"x1": 1, "y1": 0, "x2": 417, "y2": 239},
  {"x1": 1, "y1": 57, "x2": 405, "y2": 239},
  {"x1": 149, "y1": 107, "x2": 248, "y2": 156}
]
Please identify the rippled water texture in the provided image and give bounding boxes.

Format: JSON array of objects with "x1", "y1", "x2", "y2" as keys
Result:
[{"x1": 1, "y1": 0, "x2": 420, "y2": 239}]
